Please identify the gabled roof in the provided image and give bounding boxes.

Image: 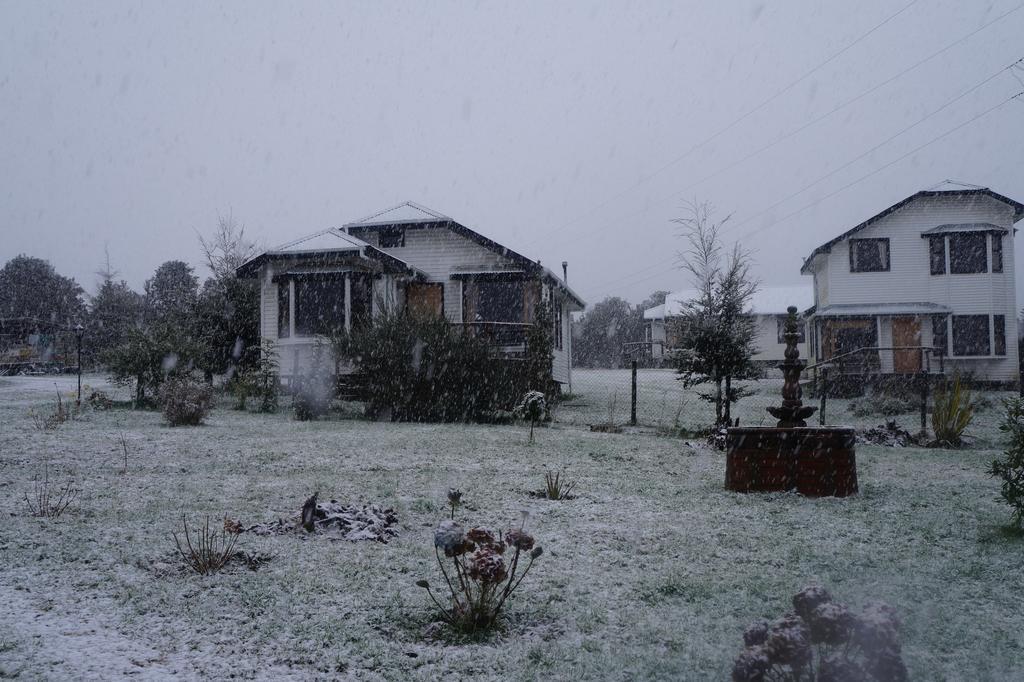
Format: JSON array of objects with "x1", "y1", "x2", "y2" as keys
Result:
[
  {"x1": 272, "y1": 228, "x2": 371, "y2": 254},
  {"x1": 800, "y1": 186, "x2": 1024, "y2": 274},
  {"x1": 235, "y1": 227, "x2": 423, "y2": 278},
  {"x1": 643, "y1": 285, "x2": 814, "y2": 320},
  {"x1": 346, "y1": 201, "x2": 450, "y2": 227},
  {"x1": 345, "y1": 200, "x2": 586, "y2": 308}
]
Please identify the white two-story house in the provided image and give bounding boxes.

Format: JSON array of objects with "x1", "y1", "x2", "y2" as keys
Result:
[
  {"x1": 237, "y1": 201, "x2": 585, "y2": 387},
  {"x1": 801, "y1": 183, "x2": 1023, "y2": 384}
]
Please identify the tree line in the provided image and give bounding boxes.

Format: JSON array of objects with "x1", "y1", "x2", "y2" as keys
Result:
[{"x1": 0, "y1": 216, "x2": 259, "y2": 404}]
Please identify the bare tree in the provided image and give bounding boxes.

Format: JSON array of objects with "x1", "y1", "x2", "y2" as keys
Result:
[{"x1": 197, "y1": 212, "x2": 258, "y2": 280}]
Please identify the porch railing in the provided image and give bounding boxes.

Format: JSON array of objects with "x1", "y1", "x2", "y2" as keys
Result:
[
  {"x1": 806, "y1": 345, "x2": 945, "y2": 379},
  {"x1": 456, "y1": 322, "x2": 534, "y2": 356}
]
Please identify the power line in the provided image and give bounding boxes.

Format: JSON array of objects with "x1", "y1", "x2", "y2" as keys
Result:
[
  {"x1": 537, "y1": 1, "x2": 1023, "y2": 255},
  {"x1": 725, "y1": 58, "x2": 1023, "y2": 235},
  {"x1": 733, "y1": 90, "x2": 1024, "y2": 243},
  {"x1": 581, "y1": 89, "x2": 1023, "y2": 304},
  {"x1": 521, "y1": 0, "x2": 921, "y2": 249}
]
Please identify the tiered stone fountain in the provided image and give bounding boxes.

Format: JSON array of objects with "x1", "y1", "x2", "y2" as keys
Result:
[{"x1": 725, "y1": 306, "x2": 858, "y2": 497}]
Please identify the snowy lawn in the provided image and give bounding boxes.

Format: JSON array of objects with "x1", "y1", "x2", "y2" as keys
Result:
[{"x1": 1, "y1": 375, "x2": 1022, "y2": 680}]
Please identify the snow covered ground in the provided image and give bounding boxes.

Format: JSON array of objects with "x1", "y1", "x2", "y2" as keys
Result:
[{"x1": 1, "y1": 374, "x2": 1022, "y2": 679}]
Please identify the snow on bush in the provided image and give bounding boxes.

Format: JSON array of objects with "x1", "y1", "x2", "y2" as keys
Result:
[
  {"x1": 515, "y1": 390, "x2": 546, "y2": 443},
  {"x1": 159, "y1": 376, "x2": 213, "y2": 426},
  {"x1": 732, "y1": 585, "x2": 907, "y2": 682}
]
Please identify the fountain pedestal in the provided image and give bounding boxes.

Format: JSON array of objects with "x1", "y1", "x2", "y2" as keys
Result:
[{"x1": 725, "y1": 306, "x2": 858, "y2": 497}]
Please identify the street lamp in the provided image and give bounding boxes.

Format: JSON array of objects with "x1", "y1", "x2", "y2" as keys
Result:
[{"x1": 74, "y1": 323, "x2": 84, "y2": 406}]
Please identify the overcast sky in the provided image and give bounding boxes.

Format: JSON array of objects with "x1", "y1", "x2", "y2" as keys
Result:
[{"x1": 2, "y1": 0, "x2": 1023, "y2": 309}]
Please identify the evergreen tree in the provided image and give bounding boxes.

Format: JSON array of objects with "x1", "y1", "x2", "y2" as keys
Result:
[{"x1": 672, "y1": 202, "x2": 759, "y2": 426}]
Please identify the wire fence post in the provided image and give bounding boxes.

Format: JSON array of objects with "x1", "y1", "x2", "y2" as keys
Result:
[
  {"x1": 818, "y1": 368, "x2": 828, "y2": 426},
  {"x1": 919, "y1": 371, "x2": 928, "y2": 434},
  {"x1": 630, "y1": 360, "x2": 638, "y2": 426}
]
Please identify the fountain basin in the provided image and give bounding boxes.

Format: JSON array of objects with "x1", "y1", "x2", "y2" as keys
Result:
[{"x1": 725, "y1": 426, "x2": 858, "y2": 497}]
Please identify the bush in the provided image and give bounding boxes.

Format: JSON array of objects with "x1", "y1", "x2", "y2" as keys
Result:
[
  {"x1": 336, "y1": 310, "x2": 548, "y2": 422},
  {"x1": 732, "y1": 585, "x2": 907, "y2": 682},
  {"x1": 515, "y1": 390, "x2": 546, "y2": 443},
  {"x1": 931, "y1": 375, "x2": 973, "y2": 447},
  {"x1": 417, "y1": 517, "x2": 543, "y2": 635},
  {"x1": 988, "y1": 397, "x2": 1024, "y2": 529},
  {"x1": 292, "y1": 373, "x2": 333, "y2": 421},
  {"x1": 159, "y1": 376, "x2": 214, "y2": 426},
  {"x1": 849, "y1": 394, "x2": 917, "y2": 418},
  {"x1": 86, "y1": 390, "x2": 114, "y2": 410}
]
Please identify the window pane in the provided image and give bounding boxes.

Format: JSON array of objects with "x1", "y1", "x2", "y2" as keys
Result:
[
  {"x1": 294, "y1": 277, "x2": 346, "y2": 336},
  {"x1": 951, "y1": 315, "x2": 990, "y2": 356},
  {"x1": 992, "y1": 234, "x2": 1003, "y2": 273},
  {"x1": 551, "y1": 297, "x2": 564, "y2": 350},
  {"x1": 949, "y1": 233, "x2": 987, "y2": 274},
  {"x1": 931, "y1": 315, "x2": 947, "y2": 356},
  {"x1": 474, "y1": 281, "x2": 523, "y2": 322},
  {"x1": 929, "y1": 236, "x2": 945, "y2": 275},
  {"x1": 849, "y1": 239, "x2": 889, "y2": 272},
  {"x1": 277, "y1": 283, "x2": 290, "y2": 338},
  {"x1": 994, "y1": 315, "x2": 1006, "y2": 356},
  {"x1": 350, "y1": 275, "x2": 372, "y2": 329}
]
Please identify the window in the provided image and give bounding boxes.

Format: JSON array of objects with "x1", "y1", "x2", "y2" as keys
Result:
[
  {"x1": 849, "y1": 238, "x2": 889, "y2": 272},
  {"x1": 473, "y1": 280, "x2": 523, "y2": 323},
  {"x1": 995, "y1": 315, "x2": 1006, "y2": 356},
  {"x1": 948, "y1": 233, "x2": 987, "y2": 274},
  {"x1": 931, "y1": 315, "x2": 947, "y2": 356},
  {"x1": 776, "y1": 317, "x2": 806, "y2": 344},
  {"x1": 294, "y1": 277, "x2": 346, "y2": 336},
  {"x1": 951, "y1": 315, "x2": 990, "y2": 356},
  {"x1": 929, "y1": 236, "x2": 946, "y2": 275},
  {"x1": 992, "y1": 234, "x2": 1003, "y2": 273},
  {"x1": 378, "y1": 228, "x2": 405, "y2": 248},
  {"x1": 552, "y1": 297, "x2": 563, "y2": 350},
  {"x1": 277, "y1": 282, "x2": 291, "y2": 338}
]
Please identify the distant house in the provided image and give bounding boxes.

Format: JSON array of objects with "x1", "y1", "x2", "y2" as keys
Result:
[
  {"x1": 641, "y1": 286, "x2": 814, "y2": 365},
  {"x1": 801, "y1": 183, "x2": 1022, "y2": 383},
  {"x1": 237, "y1": 202, "x2": 585, "y2": 386}
]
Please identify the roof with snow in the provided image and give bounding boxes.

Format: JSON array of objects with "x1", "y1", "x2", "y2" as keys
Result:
[
  {"x1": 801, "y1": 184, "x2": 1024, "y2": 274},
  {"x1": 644, "y1": 285, "x2": 814, "y2": 320},
  {"x1": 345, "y1": 201, "x2": 451, "y2": 227},
  {"x1": 236, "y1": 227, "x2": 424, "y2": 278}
]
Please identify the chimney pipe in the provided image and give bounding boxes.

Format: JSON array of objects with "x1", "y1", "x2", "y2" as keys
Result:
[{"x1": 561, "y1": 261, "x2": 568, "y2": 283}]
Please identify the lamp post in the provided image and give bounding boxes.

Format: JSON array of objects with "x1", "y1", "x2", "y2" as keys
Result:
[{"x1": 74, "y1": 323, "x2": 84, "y2": 407}]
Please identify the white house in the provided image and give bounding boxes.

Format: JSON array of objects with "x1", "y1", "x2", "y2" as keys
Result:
[
  {"x1": 642, "y1": 285, "x2": 814, "y2": 365},
  {"x1": 801, "y1": 183, "x2": 1023, "y2": 383},
  {"x1": 237, "y1": 201, "x2": 585, "y2": 386}
]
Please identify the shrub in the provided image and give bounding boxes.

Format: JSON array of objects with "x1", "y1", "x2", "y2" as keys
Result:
[
  {"x1": 292, "y1": 373, "x2": 333, "y2": 421},
  {"x1": 988, "y1": 397, "x2": 1024, "y2": 529},
  {"x1": 515, "y1": 390, "x2": 546, "y2": 443},
  {"x1": 86, "y1": 390, "x2": 114, "y2": 410},
  {"x1": 542, "y1": 470, "x2": 577, "y2": 500},
  {"x1": 732, "y1": 585, "x2": 907, "y2": 682},
  {"x1": 159, "y1": 376, "x2": 214, "y2": 426},
  {"x1": 849, "y1": 394, "x2": 917, "y2": 418},
  {"x1": 931, "y1": 375, "x2": 973, "y2": 447},
  {"x1": 23, "y1": 463, "x2": 80, "y2": 518},
  {"x1": 336, "y1": 310, "x2": 543, "y2": 422},
  {"x1": 417, "y1": 517, "x2": 543, "y2": 635},
  {"x1": 172, "y1": 515, "x2": 240, "y2": 575}
]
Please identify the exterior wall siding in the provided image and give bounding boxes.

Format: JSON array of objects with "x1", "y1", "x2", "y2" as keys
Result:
[{"x1": 752, "y1": 314, "x2": 809, "y2": 364}]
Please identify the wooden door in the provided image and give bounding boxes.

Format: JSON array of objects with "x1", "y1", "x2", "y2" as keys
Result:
[
  {"x1": 407, "y1": 283, "x2": 444, "y2": 318},
  {"x1": 892, "y1": 317, "x2": 921, "y2": 373}
]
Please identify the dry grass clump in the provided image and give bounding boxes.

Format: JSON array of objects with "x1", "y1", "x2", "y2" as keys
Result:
[
  {"x1": 23, "y1": 463, "x2": 80, "y2": 518},
  {"x1": 172, "y1": 515, "x2": 239, "y2": 575}
]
